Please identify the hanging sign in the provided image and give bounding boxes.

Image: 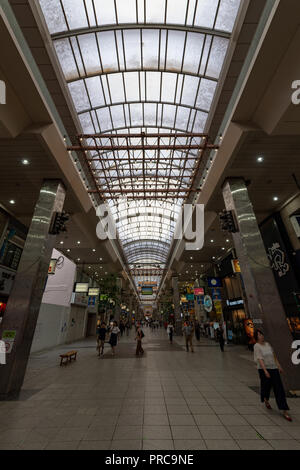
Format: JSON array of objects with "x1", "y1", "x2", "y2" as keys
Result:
[
  {"x1": 231, "y1": 259, "x2": 241, "y2": 273},
  {"x1": 203, "y1": 295, "x2": 213, "y2": 313}
]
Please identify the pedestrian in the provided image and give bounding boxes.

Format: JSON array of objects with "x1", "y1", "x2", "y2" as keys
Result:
[
  {"x1": 217, "y1": 327, "x2": 225, "y2": 352},
  {"x1": 254, "y1": 329, "x2": 292, "y2": 422},
  {"x1": 96, "y1": 321, "x2": 107, "y2": 356},
  {"x1": 125, "y1": 320, "x2": 130, "y2": 336},
  {"x1": 109, "y1": 321, "x2": 120, "y2": 356},
  {"x1": 167, "y1": 322, "x2": 174, "y2": 344},
  {"x1": 182, "y1": 321, "x2": 194, "y2": 352},
  {"x1": 135, "y1": 326, "x2": 145, "y2": 356}
]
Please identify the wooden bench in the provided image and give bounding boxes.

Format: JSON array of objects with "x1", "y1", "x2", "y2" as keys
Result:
[{"x1": 59, "y1": 350, "x2": 78, "y2": 366}]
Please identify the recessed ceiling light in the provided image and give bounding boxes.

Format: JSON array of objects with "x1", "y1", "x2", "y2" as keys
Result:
[
  {"x1": 273, "y1": 196, "x2": 279, "y2": 202},
  {"x1": 210, "y1": 240, "x2": 214, "y2": 243},
  {"x1": 77, "y1": 258, "x2": 80, "y2": 261},
  {"x1": 257, "y1": 156, "x2": 264, "y2": 163},
  {"x1": 67, "y1": 249, "x2": 70, "y2": 252},
  {"x1": 212, "y1": 257, "x2": 216, "y2": 260},
  {"x1": 92, "y1": 249, "x2": 96, "y2": 252},
  {"x1": 22, "y1": 159, "x2": 30, "y2": 165},
  {"x1": 190, "y1": 257, "x2": 193, "y2": 260},
  {"x1": 77, "y1": 241, "x2": 80, "y2": 244},
  {"x1": 222, "y1": 247, "x2": 225, "y2": 251},
  {"x1": 60, "y1": 241, "x2": 64, "y2": 245},
  {"x1": 226, "y1": 239, "x2": 230, "y2": 243},
  {"x1": 9, "y1": 200, "x2": 15, "y2": 205},
  {"x1": 99, "y1": 258, "x2": 102, "y2": 261}
]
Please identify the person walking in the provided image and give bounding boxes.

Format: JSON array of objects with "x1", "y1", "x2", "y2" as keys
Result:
[
  {"x1": 135, "y1": 326, "x2": 145, "y2": 356},
  {"x1": 109, "y1": 321, "x2": 120, "y2": 356},
  {"x1": 182, "y1": 321, "x2": 194, "y2": 352},
  {"x1": 96, "y1": 321, "x2": 107, "y2": 356},
  {"x1": 167, "y1": 322, "x2": 174, "y2": 344},
  {"x1": 216, "y1": 327, "x2": 225, "y2": 352},
  {"x1": 254, "y1": 329, "x2": 292, "y2": 422},
  {"x1": 125, "y1": 320, "x2": 130, "y2": 336}
]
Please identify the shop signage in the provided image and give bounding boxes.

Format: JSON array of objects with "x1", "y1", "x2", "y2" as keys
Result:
[
  {"x1": 2, "y1": 330, "x2": 16, "y2": 354},
  {"x1": 231, "y1": 259, "x2": 241, "y2": 273},
  {"x1": 226, "y1": 298, "x2": 244, "y2": 307},
  {"x1": 203, "y1": 295, "x2": 213, "y2": 313},
  {"x1": 194, "y1": 288, "x2": 204, "y2": 296},
  {"x1": 74, "y1": 282, "x2": 89, "y2": 293},
  {"x1": 88, "y1": 287, "x2": 100, "y2": 296},
  {"x1": 214, "y1": 300, "x2": 223, "y2": 317},
  {"x1": 211, "y1": 288, "x2": 222, "y2": 300},
  {"x1": 71, "y1": 292, "x2": 88, "y2": 306},
  {"x1": 186, "y1": 294, "x2": 194, "y2": 301},
  {"x1": 48, "y1": 259, "x2": 57, "y2": 275},
  {"x1": 207, "y1": 277, "x2": 222, "y2": 288}
]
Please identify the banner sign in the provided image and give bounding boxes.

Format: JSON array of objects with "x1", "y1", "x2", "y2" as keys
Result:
[{"x1": 207, "y1": 277, "x2": 222, "y2": 288}]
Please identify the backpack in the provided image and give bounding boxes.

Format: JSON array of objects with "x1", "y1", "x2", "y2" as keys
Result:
[{"x1": 140, "y1": 330, "x2": 145, "y2": 338}]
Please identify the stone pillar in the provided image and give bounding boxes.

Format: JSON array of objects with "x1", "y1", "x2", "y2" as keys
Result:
[
  {"x1": 0, "y1": 180, "x2": 66, "y2": 399},
  {"x1": 223, "y1": 178, "x2": 300, "y2": 391},
  {"x1": 172, "y1": 276, "x2": 182, "y2": 335}
]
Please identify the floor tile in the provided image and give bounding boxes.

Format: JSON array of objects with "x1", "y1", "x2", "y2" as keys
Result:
[
  {"x1": 171, "y1": 425, "x2": 202, "y2": 440},
  {"x1": 114, "y1": 425, "x2": 143, "y2": 440},
  {"x1": 143, "y1": 425, "x2": 172, "y2": 439},
  {"x1": 174, "y1": 440, "x2": 206, "y2": 450},
  {"x1": 168, "y1": 415, "x2": 195, "y2": 426},
  {"x1": 143, "y1": 440, "x2": 174, "y2": 450},
  {"x1": 205, "y1": 440, "x2": 240, "y2": 450},
  {"x1": 110, "y1": 440, "x2": 142, "y2": 450},
  {"x1": 198, "y1": 425, "x2": 232, "y2": 440},
  {"x1": 143, "y1": 414, "x2": 169, "y2": 425},
  {"x1": 194, "y1": 415, "x2": 222, "y2": 426}
]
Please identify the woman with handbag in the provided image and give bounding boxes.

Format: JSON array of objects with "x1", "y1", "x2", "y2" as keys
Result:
[{"x1": 254, "y1": 329, "x2": 292, "y2": 422}]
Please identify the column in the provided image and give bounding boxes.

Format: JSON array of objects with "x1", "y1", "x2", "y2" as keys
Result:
[
  {"x1": 0, "y1": 180, "x2": 66, "y2": 399},
  {"x1": 172, "y1": 276, "x2": 182, "y2": 335},
  {"x1": 223, "y1": 178, "x2": 300, "y2": 391}
]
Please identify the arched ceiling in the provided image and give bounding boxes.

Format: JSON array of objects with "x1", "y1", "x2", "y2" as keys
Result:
[{"x1": 39, "y1": 0, "x2": 242, "y2": 301}]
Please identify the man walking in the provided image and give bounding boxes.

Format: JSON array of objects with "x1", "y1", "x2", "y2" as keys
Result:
[{"x1": 182, "y1": 321, "x2": 194, "y2": 352}]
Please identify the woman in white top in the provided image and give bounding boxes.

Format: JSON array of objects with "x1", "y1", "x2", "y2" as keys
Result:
[
  {"x1": 254, "y1": 329, "x2": 292, "y2": 422},
  {"x1": 109, "y1": 321, "x2": 120, "y2": 356}
]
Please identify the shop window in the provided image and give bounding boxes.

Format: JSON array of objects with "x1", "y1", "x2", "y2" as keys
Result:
[{"x1": 0, "y1": 241, "x2": 22, "y2": 271}]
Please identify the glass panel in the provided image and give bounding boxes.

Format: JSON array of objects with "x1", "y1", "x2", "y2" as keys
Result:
[
  {"x1": 124, "y1": 72, "x2": 139, "y2": 101},
  {"x1": 108, "y1": 73, "x2": 125, "y2": 103},
  {"x1": 123, "y1": 30, "x2": 141, "y2": 69},
  {"x1": 194, "y1": 0, "x2": 218, "y2": 28},
  {"x1": 175, "y1": 106, "x2": 190, "y2": 130},
  {"x1": 79, "y1": 112, "x2": 94, "y2": 132},
  {"x1": 97, "y1": 31, "x2": 119, "y2": 72},
  {"x1": 39, "y1": 0, "x2": 67, "y2": 34},
  {"x1": 111, "y1": 105, "x2": 126, "y2": 129},
  {"x1": 206, "y1": 36, "x2": 228, "y2": 79},
  {"x1": 161, "y1": 72, "x2": 177, "y2": 102},
  {"x1": 192, "y1": 110, "x2": 207, "y2": 133},
  {"x1": 215, "y1": 0, "x2": 241, "y2": 33},
  {"x1": 85, "y1": 0, "x2": 97, "y2": 26},
  {"x1": 162, "y1": 104, "x2": 176, "y2": 128},
  {"x1": 166, "y1": 30, "x2": 185, "y2": 70},
  {"x1": 182, "y1": 32, "x2": 204, "y2": 75},
  {"x1": 166, "y1": 0, "x2": 188, "y2": 24},
  {"x1": 78, "y1": 33, "x2": 101, "y2": 76},
  {"x1": 129, "y1": 103, "x2": 143, "y2": 126},
  {"x1": 68, "y1": 80, "x2": 90, "y2": 112},
  {"x1": 142, "y1": 30, "x2": 159, "y2": 69},
  {"x1": 94, "y1": 0, "x2": 117, "y2": 25},
  {"x1": 181, "y1": 76, "x2": 199, "y2": 107},
  {"x1": 145, "y1": 0, "x2": 166, "y2": 23},
  {"x1": 61, "y1": 0, "x2": 88, "y2": 30},
  {"x1": 115, "y1": 0, "x2": 137, "y2": 23},
  {"x1": 196, "y1": 79, "x2": 217, "y2": 112},
  {"x1": 86, "y1": 76, "x2": 105, "y2": 108},
  {"x1": 54, "y1": 39, "x2": 79, "y2": 81},
  {"x1": 146, "y1": 72, "x2": 161, "y2": 102},
  {"x1": 97, "y1": 107, "x2": 112, "y2": 131}
]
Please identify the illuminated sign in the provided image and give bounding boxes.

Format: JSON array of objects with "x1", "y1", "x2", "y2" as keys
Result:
[
  {"x1": 74, "y1": 282, "x2": 89, "y2": 293},
  {"x1": 88, "y1": 288, "x2": 100, "y2": 296},
  {"x1": 231, "y1": 259, "x2": 241, "y2": 273}
]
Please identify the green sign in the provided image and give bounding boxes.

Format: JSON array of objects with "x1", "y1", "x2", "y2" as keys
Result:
[{"x1": 2, "y1": 330, "x2": 16, "y2": 340}]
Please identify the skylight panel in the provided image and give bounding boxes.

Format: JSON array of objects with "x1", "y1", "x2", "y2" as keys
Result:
[
  {"x1": 215, "y1": 0, "x2": 241, "y2": 33},
  {"x1": 39, "y1": 0, "x2": 67, "y2": 34}
]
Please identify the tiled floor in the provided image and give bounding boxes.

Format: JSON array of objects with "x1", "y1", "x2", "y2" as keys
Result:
[{"x1": 1, "y1": 329, "x2": 300, "y2": 450}]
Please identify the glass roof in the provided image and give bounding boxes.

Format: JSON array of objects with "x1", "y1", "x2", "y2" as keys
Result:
[{"x1": 39, "y1": 0, "x2": 241, "y2": 300}]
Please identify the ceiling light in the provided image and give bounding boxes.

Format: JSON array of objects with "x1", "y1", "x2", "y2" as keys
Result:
[
  {"x1": 226, "y1": 239, "x2": 230, "y2": 243},
  {"x1": 99, "y1": 258, "x2": 102, "y2": 261},
  {"x1": 222, "y1": 247, "x2": 225, "y2": 251},
  {"x1": 67, "y1": 249, "x2": 70, "y2": 252},
  {"x1": 77, "y1": 258, "x2": 80, "y2": 261},
  {"x1": 257, "y1": 156, "x2": 264, "y2": 163},
  {"x1": 9, "y1": 200, "x2": 15, "y2": 205},
  {"x1": 210, "y1": 240, "x2": 214, "y2": 243},
  {"x1": 77, "y1": 241, "x2": 80, "y2": 244},
  {"x1": 22, "y1": 159, "x2": 30, "y2": 165},
  {"x1": 212, "y1": 257, "x2": 216, "y2": 260},
  {"x1": 273, "y1": 196, "x2": 279, "y2": 202},
  {"x1": 92, "y1": 249, "x2": 96, "y2": 252},
  {"x1": 60, "y1": 241, "x2": 64, "y2": 245}
]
